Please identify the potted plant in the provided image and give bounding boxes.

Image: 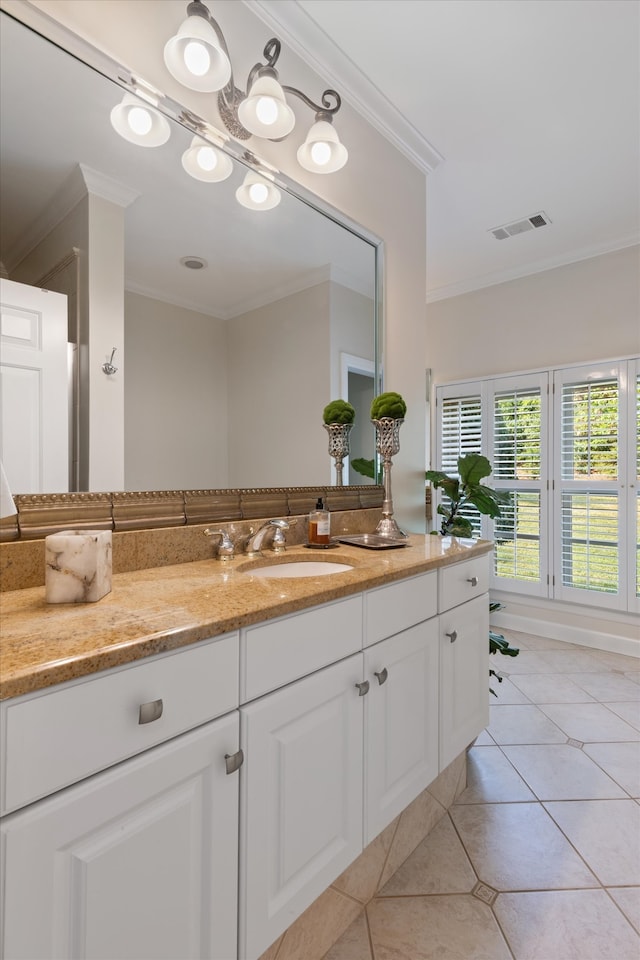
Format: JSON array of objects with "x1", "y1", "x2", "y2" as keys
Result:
[
  {"x1": 425, "y1": 453, "x2": 510, "y2": 539},
  {"x1": 426, "y1": 454, "x2": 519, "y2": 692},
  {"x1": 370, "y1": 391, "x2": 407, "y2": 538},
  {"x1": 322, "y1": 400, "x2": 356, "y2": 486}
]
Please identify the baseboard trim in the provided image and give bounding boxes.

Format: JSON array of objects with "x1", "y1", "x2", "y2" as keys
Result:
[{"x1": 490, "y1": 610, "x2": 640, "y2": 659}]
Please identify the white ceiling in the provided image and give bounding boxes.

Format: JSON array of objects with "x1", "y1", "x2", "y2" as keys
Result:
[{"x1": 256, "y1": 0, "x2": 640, "y2": 301}]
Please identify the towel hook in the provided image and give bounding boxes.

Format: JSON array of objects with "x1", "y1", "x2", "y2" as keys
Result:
[{"x1": 102, "y1": 348, "x2": 118, "y2": 376}]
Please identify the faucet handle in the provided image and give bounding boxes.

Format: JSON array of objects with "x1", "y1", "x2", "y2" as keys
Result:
[
  {"x1": 271, "y1": 518, "x2": 297, "y2": 554},
  {"x1": 204, "y1": 528, "x2": 235, "y2": 560}
]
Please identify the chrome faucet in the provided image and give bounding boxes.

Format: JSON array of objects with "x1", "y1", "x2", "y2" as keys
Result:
[
  {"x1": 204, "y1": 528, "x2": 235, "y2": 560},
  {"x1": 244, "y1": 518, "x2": 295, "y2": 557}
]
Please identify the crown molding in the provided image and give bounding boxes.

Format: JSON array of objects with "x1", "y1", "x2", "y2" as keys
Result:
[
  {"x1": 79, "y1": 165, "x2": 140, "y2": 209},
  {"x1": 245, "y1": 0, "x2": 443, "y2": 175},
  {"x1": 6, "y1": 164, "x2": 140, "y2": 274},
  {"x1": 426, "y1": 234, "x2": 640, "y2": 303}
]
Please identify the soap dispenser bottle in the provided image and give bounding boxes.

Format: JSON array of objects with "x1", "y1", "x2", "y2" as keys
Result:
[{"x1": 308, "y1": 497, "x2": 330, "y2": 545}]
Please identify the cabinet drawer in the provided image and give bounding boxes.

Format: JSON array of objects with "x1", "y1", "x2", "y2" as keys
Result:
[
  {"x1": 241, "y1": 596, "x2": 362, "y2": 702},
  {"x1": 438, "y1": 554, "x2": 490, "y2": 613},
  {"x1": 364, "y1": 572, "x2": 437, "y2": 646},
  {"x1": 1, "y1": 633, "x2": 239, "y2": 815}
]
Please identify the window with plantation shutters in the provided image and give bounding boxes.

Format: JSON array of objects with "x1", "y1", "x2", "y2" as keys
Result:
[
  {"x1": 437, "y1": 389, "x2": 483, "y2": 535},
  {"x1": 553, "y1": 365, "x2": 625, "y2": 610},
  {"x1": 440, "y1": 394, "x2": 482, "y2": 472},
  {"x1": 434, "y1": 357, "x2": 637, "y2": 613},
  {"x1": 490, "y1": 376, "x2": 548, "y2": 594}
]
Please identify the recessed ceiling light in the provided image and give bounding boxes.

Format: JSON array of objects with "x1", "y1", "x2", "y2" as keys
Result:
[{"x1": 180, "y1": 256, "x2": 208, "y2": 269}]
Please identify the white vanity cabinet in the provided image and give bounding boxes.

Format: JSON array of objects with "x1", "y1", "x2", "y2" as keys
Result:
[
  {"x1": 1, "y1": 547, "x2": 493, "y2": 960},
  {"x1": 438, "y1": 556, "x2": 490, "y2": 770},
  {"x1": 1, "y1": 714, "x2": 240, "y2": 960},
  {"x1": 363, "y1": 617, "x2": 440, "y2": 844},
  {"x1": 239, "y1": 573, "x2": 441, "y2": 960},
  {"x1": 363, "y1": 572, "x2": 439, "y2": 844},
  {"x1": 239, "y1": 654, "x2": 365, "y2": 960},
  {"x1": 0, "y1": 634, "x2": 241, "y2": 960}
]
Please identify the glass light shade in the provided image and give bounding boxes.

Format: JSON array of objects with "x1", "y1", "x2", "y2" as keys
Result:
[
  {"x1": 297, "y1": 119, "x2": 348, "y2": 173},
  {"x1": 235, "y1": 171, "x2": 281, "y2": 211},
  {"x1": 110, "y1": 93, "x2": 171, "y2": 147},
  {"x1": 237, "y1": 75, "x2": 295, "y2": 139},
  {"x1": 164, "y1": 15, "x2": 231, "y2": 92},
  {"x1": 181, "y1": 135, "x2": 233, "y2": 182}
]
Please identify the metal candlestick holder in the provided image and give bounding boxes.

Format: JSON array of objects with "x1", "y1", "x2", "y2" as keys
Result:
[
  {"x1": 323, "y1": 422, "x2": 353, "y2": 486},
  {"x1": 372, "y1": 417, "x2": 407, "y2": 539}
]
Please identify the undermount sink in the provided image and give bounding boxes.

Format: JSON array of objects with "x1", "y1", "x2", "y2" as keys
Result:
[{"x1": 242, "y1": 560, "x2": 354, "y2": 579}]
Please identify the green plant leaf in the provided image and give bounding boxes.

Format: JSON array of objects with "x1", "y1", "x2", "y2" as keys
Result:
[
  {"x1": 351, "y1": 457, "x2": 375, "y2": 479},
  {"x1": 467, "y1": 486, "x2": 505, "y2": 518},
  {"x1": 458, "y1": 453, "x2": 492, "y2": 486},
  {"x1": 427, "y1": 474, "x2": 460, "y2": 501}
]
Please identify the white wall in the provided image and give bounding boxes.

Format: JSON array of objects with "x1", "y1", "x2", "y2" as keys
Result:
[
  {"x1": 427, "y1": 245, "x2": 640, "y2": 651},
  {"x1": 22, "y1": 0, "x2": 428, "y2": 530},
  {"x1": 329, "y1": 284, "x2": 374, "y2": 398},
  {"x1": 227, "y1": 282, "x2": 331, "y2": 487},
  {"x1": 427, "y1": 246, "x2": 640, "y2": 385},
  {"x1": 124, "y1": 292, "x2": 228, "y2": 490},
  {"x1": 85, "y1": 193, "x2": 125, "y2": 491},
  {"x1": 9, "y1": 190, "x2": 126, "y2": 491}
]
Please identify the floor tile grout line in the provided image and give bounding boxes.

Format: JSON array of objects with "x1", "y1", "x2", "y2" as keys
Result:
[
  {"x1": 540, "y1": 798, "x2": 632, "y2": 887},
  {"x1": 323, "y1": 638, "x2": 639, "y2": 960},
  {"x1": 602, "y1": 885, "x2": 640, "y2": 935}
]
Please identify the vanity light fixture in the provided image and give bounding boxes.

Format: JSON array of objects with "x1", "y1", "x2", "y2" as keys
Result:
[
  {"x1": 164, "y1": 0, "x2": 348, "y2": 174},
  {"x1": 235, "y1": 170, "x2": 281, "y2": 211},
  {"x1": 110, "y1": 92, "x2": 171, "y2": 147},
  {"x1": 181, "y1": 135, "x2": 233, "y2": 182}
]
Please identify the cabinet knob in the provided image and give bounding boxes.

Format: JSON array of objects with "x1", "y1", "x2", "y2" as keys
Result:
[
  {"x1": 467, "y1": 576, "x2": 479, "y2": 586},
  {"x1": 355, "y1": 680, "x2": 370, "y2": 697},
  {"x1": 138, "y1": 698, "x2": 163, "y2": 724},
  {"x1": 374, "y1": 668, "x2": 388, "y2": 686},
  {"x1": 445, "y1": 630, "x2": 457, "y2": 643},
  {"x1": 225, "y1": 750, "x2": 244, "y2": 775}
]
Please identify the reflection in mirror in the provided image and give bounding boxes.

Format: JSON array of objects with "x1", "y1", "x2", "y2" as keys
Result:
[{"x1": 0, "y1": 11, "x2": 380, "y2": 494}]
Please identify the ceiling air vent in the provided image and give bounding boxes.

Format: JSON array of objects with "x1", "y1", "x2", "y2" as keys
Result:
[{"x1": 489, "y1": 211, "x2": 551, "y2": 240}]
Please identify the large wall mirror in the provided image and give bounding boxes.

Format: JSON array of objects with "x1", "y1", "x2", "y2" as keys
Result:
[{"x1": 0, "y1": 9, "x2": 381, "y2": 500}]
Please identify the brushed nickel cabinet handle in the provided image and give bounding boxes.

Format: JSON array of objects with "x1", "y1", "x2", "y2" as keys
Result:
[
  {"x1": 138, "y1": 699, "x2": 163, "y2": 724},
  {"x1": 225, "y1": 750, "x2": 244, "y2": 775},
  {"x1": 355, "y1": 681, "x2": 370, "y2": 697},
  {"x1": 374, "y1": 668, "x2": 388, "y2": 686},
  {"x1": 467, "y1": 576, "x2": 479, "y2": 586},
  {"x1": 445, "y1": 630, "x2": 457, "y2": 643}
]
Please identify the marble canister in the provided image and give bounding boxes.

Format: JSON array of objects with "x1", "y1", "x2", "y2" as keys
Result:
[{"x1": 45, "y1": 530, "x2": 112, "y2": 603}]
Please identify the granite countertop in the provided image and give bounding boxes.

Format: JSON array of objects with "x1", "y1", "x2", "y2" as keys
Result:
[{"x1": 0, "y1": 536, "x2": 492, "y2": 701}]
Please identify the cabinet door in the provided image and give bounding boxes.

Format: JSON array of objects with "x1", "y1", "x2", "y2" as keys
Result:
[
  {"x1": 240, "y1": 654, "x2": 364, "y2": 960},
  {"x1": 1, "y1": 713, "x2": 239, "y2": 960},
  {"x1": 439, "y1": 593, "x2": 490, "y2": 769},
  {"x1": 364, "y1": 619, "x2": 439, "y2": 844}
]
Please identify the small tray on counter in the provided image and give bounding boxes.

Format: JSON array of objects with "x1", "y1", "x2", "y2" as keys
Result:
[{"x1": 336, "y1": 534, "x2": 409, "y2": 550}]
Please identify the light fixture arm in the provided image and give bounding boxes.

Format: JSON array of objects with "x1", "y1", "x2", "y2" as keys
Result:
[{"x1": 281, "y1": 86, "x2": 342, "y2": 121}]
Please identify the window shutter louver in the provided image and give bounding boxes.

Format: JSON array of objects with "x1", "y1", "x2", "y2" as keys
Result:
[
  {"x1": 439, "y1": 395, "x2": 482, "y2": 535},
  {"x1": 491, "y1": 385, "x2": 545, "y2": 587}
]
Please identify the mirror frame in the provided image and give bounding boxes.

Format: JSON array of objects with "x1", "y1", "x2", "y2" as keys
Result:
[{"x1": 0, "y1": 5, "x2": 384, "y2": 540}]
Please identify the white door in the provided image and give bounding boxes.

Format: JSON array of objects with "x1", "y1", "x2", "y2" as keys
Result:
[
  {"x1": 439, "y1": 594, "x2": 490, "y2": 769},
  {"x1": 240, "y1": 654, "x2": 364, "y2": 960},
  {"x1": 364, "y1": 619, "x2": 440, "y2": 844},
  {"x1": 0, "y1": 278, "x2": 69, "y2": 493},
  {"x1": 1, "y1": 714, "x2": 240, "y2": 960}
]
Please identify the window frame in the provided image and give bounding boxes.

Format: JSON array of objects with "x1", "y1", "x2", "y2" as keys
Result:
[{"x1": 433, "y1": 356, "x2": 638, "y2": 613}]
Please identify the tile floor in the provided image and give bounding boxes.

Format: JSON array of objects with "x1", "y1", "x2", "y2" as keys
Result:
[{"x1": 323, "y1": 630, "x2": 640, "y2": 960}]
